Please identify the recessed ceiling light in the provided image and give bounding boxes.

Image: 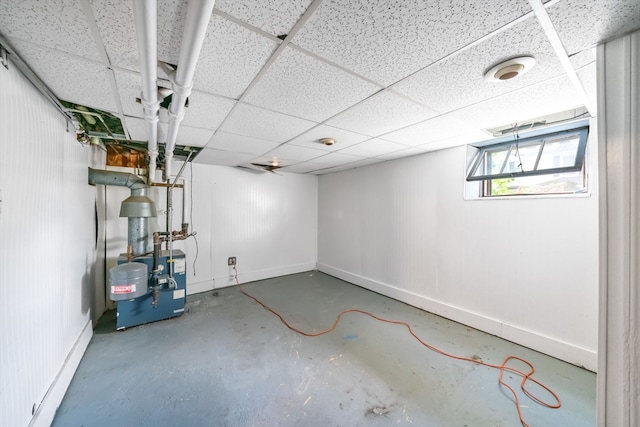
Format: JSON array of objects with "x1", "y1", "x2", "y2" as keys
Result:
[
  {"x1": 484, "y1": 56, "x2": 536, "y2": 82},
  {"x1": 320, "y1": 138, "x2": 336, "y2": 146}
]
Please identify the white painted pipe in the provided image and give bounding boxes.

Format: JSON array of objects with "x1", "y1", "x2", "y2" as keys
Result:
[
  {"x1": 164, "y1": 0, "x2": 216, "y2": 180},
  {"x1": 133, "y1": 0, "x2": 160, "y2": 183}
]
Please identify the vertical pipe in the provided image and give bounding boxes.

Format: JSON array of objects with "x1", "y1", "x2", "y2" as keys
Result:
[
  {"x1": 164, "y1": 0, "x2": 216, "y2": 180},
  {"x1": 133, "y1": 0, "x2": 160, "y2": 182}
]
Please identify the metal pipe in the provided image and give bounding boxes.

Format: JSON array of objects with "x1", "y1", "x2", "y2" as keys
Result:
[
  {"x1": 133, "y1": 0, "x2": 160, "y2": 183},
  {"x1": 88, "y1": 168, "x2": 156, "y2": 256},
  {"x1": 164, "y1": 0, "x2": 215, "y2": 180}
]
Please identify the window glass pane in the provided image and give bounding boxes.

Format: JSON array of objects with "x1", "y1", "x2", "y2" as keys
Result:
[
  {"x1": 488, "y1": 170, "x2": 585, "y2": 196},
  {"x1": 485, "y1": 148, "x2": 509, "y2": 175},
  {"x1": 503, "y1": 142, "x2": 540, "y2": 173},
  {"x1": 537, "y1": 136, "x2": 580, "y2": 170}
]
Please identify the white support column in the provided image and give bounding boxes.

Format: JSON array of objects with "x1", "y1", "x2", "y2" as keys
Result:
[{"x1": 597, "y1": 30, "x2": 640, "y2": 427}]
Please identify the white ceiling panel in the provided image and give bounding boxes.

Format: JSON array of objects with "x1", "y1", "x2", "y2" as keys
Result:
[
  {"x1": 326, "y1": 90, "x2": 439, "y2": 137},
  {"x1": 92, "y1": 0, "x2": 138, "y2": 72},
  {"x1": 10, "y1": 40, "x2": 117, "y2": 113},
  {"x1": 279, "y1": 161, "x2": 333, "y2": 174},
  {"x1": 381, "y1": 114, "x2": 474, "y2": 146},
  {"x1": 447, "y1": 75, "x2": 583, "y2": 130},
  {"x1": 569, "y1": 49, "x2": 596, "y2": 71},
  {"x1": 311, "y1": 152, "x2": 366, "y2": 166},
  {"x1": 418, "y1": 130, "x2": 492, "y2": 153},
  {"x1": 174, "y1": 126, "x2": 214, "y2": 148},
  {"x1": 0, "y1": 0, "x2": 101, "y2": 61},
  {"x1": 182, "y1": 91, "x2": 236, "y2": 130},
  {"x1": 293, "y1": 0, "x2": 532, "y2": 86},
  {"x1": 577, "y1": 63, "x2": 597, "y2": 115},
  {"x1": 264, "y1": 144, "x2": 327, "y2": 162},
  {"x1": 220, "y1": 103, "x2": 316, "y2": 142},
  {"x1": 547, "y1": 0, "x2": 640, "y2": 56},
  {"x1": 124, "y1": 116, "x2": 151, "y2": 141},
  {"x1": 288, "y1": 124, "x2": 370, "y2": 152},
  {"x1": 194, "y1": 148, "x2": 255, "y2": 166},
  {"x1": 207, "y1": 131, "x2": 279, "y2": 156},
  {"x1": 337, "y1": 138, "x2": 407, "y2": 158},
  {"x1": 214, "y1": 0, "x2": 313, "y2": 37},
  {"x1": 393, "y1": 16, "x2": 565, "y2": 115},
  {"x1": 115, "y1": 70, "x2": 145, "y2": 119},
  {"x1": 244, "y1": 47, "x2": 380, "y2": 122},
  {"x1": 157, "y1": 0, "x2": 188, "y2": 64},
  {"x1": 190, "y1": 15, "x2": 279, "y2": 99},
  {"x1": 375, "y1": 147, "x2": 429, "y2": 161}
]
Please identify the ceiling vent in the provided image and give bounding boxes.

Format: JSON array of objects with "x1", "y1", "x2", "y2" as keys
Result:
[{"x1": 484, "y1": 56, "x2": 536, "y2": 82}]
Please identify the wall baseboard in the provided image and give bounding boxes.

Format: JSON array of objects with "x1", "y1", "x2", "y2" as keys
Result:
[
  {"x1": 188, "y1": 262, "x2": 318, "y2": 294},
  {"x1": 317, "y1": 263, "x2": 597, "y2": 372},
  {"x1": 29, "y1": 318, "x2": 93, "y2": 427}
]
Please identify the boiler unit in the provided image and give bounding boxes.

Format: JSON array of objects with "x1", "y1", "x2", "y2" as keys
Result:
[{"x1": 111, "y1": 250, "x2": 187, "y2": 330}]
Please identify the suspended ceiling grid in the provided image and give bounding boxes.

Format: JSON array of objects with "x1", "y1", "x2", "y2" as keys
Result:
[{"x1": 1, "y1": 0, "x2": 639, "y2": 174}]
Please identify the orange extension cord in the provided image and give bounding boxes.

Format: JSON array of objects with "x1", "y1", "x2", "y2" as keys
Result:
[{"x1": 233, "y1": 267, "x2": 561, "y2": 427}]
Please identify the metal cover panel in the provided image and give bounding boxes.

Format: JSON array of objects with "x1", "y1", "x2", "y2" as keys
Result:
[
  {"x1": 393, "y1": 16, "x2": 566, "y2": 115},
  {"x1": 326, "y1": 90, "x2": 439, "y2": 137},
  {"x1": 293, "y1": 0, "x2": 532, "y2": 86},
  {"x1": 244, "y1": 47, "x2": 380, "y2": 122},
  {"x1": 220, "y1": 103, "x2": 316, "y2": 142}
]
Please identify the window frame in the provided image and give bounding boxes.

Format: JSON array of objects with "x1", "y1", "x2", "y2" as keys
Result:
[{"x1": 466, "y1": 125, "x2": 589, "y2": 183}]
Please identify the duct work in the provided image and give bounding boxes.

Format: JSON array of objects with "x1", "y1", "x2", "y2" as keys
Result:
[{"x1": 88, "y1": 167, "x2": 157, "y2": 255}]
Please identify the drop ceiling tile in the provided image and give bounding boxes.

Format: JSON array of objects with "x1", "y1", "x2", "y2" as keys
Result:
[
  {"x1": 115, "y1": 70, "x2": 145, "y2": 119},
  {"x1": 92, "y1": 0, "x2": 138, "y2": 72},
  {"x1": 577, "y1": 63, "x2": 597, "y2": 115},
  {"x1": 547, "y1": 0, "x2": 640, "y2": 56},
  {"x1": 194, "y1": 148, "x2": 255, "y2": 166},
  {"x1": 123, "y1": 116, "x2": 149, "y2": 141},
  {"x1": 569, "y1": 49, "x2": 596, "y2": 71},
  {"x1": 287, "y1": 124, "x2": 369, "y2": 152},
  {"x1": 182, "y1": 92, "x2": 236, "y2": 130},
  {"x1": 0, "y1": 0, "x2": 101, "y2": 61},
  {"x1": 264, "y1": 144, "x2": 327, "y2": 162},
  {"x1": 417, "y1": 130, "x2": 493, "y2": 152},
  {"x1": 215, "y1": 0, "x2": 313, "y2": 37},
  {"x1": 10, "y1": 40, "x2": 117, "y2": 113},
  {"x1": 381, "y1": 114, "x2": 474, "y2": 146},
  {"x1": 375, "y1": 147, "x2": 427, "y2": 161},
  {"x1": 279, "y1": 161, "x2": 333, "y2": 174},
  {"x1": 393, "y1": 16, "x2": 565, "y2": 115},
  {"x1": 174, "y1": 126, "x2": 214, "y2": 148},
  {"x1": 220, "y1": 103, "x2": 317, "y2": 142},
  {"x1": 189, "y1": 15, "x2": 279, "y2": 99},
  {"x1": 337, "y1": 138, "x2": 406, "y2": 158},
  {"x1": 207, "y1": 132, "x2": 280, "y2": 155},
  {"x1": 248, "y1": 155, "x2": 296, "y2": 168},
  {"x1": 157, "y1": 0, "x2": 188, "y2": 64},
  {"x1": 326, "y1": 91, "x2": 439, "y2": 137},
  {"x1": 244, "y1": 47, "x2": 380, "y2": 122},
  {"x1": 293, "y1": 0, "x2": 532, "y2": 86},
  {"x1": 311, "y1": 152, "x2": 365, "y2": 166},
  {"x1": 447, "y1": 75, "x2": 583, "y2": 130}
]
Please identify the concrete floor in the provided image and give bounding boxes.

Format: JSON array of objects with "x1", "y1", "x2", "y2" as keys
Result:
[{"x1": 53, "y1": 271, "x2": 595, "y2": 427}]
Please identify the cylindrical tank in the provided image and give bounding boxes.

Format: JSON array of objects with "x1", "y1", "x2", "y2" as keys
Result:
[{"x1": 109, "y1": 262, "x2": 148, "y2": 301}]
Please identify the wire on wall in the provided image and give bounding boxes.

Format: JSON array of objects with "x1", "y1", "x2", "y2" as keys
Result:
[{"x1": 232, "y1": 266, "x2": 561, "y2": 427}]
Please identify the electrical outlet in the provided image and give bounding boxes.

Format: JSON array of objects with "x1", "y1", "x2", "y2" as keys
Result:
[{"x1": 228, "y1": 257, "x2": 236, "y2": 266}]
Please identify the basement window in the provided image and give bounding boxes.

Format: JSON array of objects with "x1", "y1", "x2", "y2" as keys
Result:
[{"x1": 466, "y1": 124, "x2": 589, "y2": 197}]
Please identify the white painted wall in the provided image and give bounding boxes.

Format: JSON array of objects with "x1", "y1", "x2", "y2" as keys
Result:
[
  {"x1": 318, "y1": 134, "x2": 599, "y2": 370},
  {"x1": 0, "y1": 58, "x2": 98, "y2": 426},
  {"x1": 104, "y1": 164, "x2": 318, "y2": 296}
]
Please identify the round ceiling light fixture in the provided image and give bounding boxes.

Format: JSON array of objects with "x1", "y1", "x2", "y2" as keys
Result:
[
  {"x1": 320, "y1": 138, "x2": 336, "y2": 146},
  {"x1": 484, "y1": 56, "x2": 536, "y2": 82}
]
